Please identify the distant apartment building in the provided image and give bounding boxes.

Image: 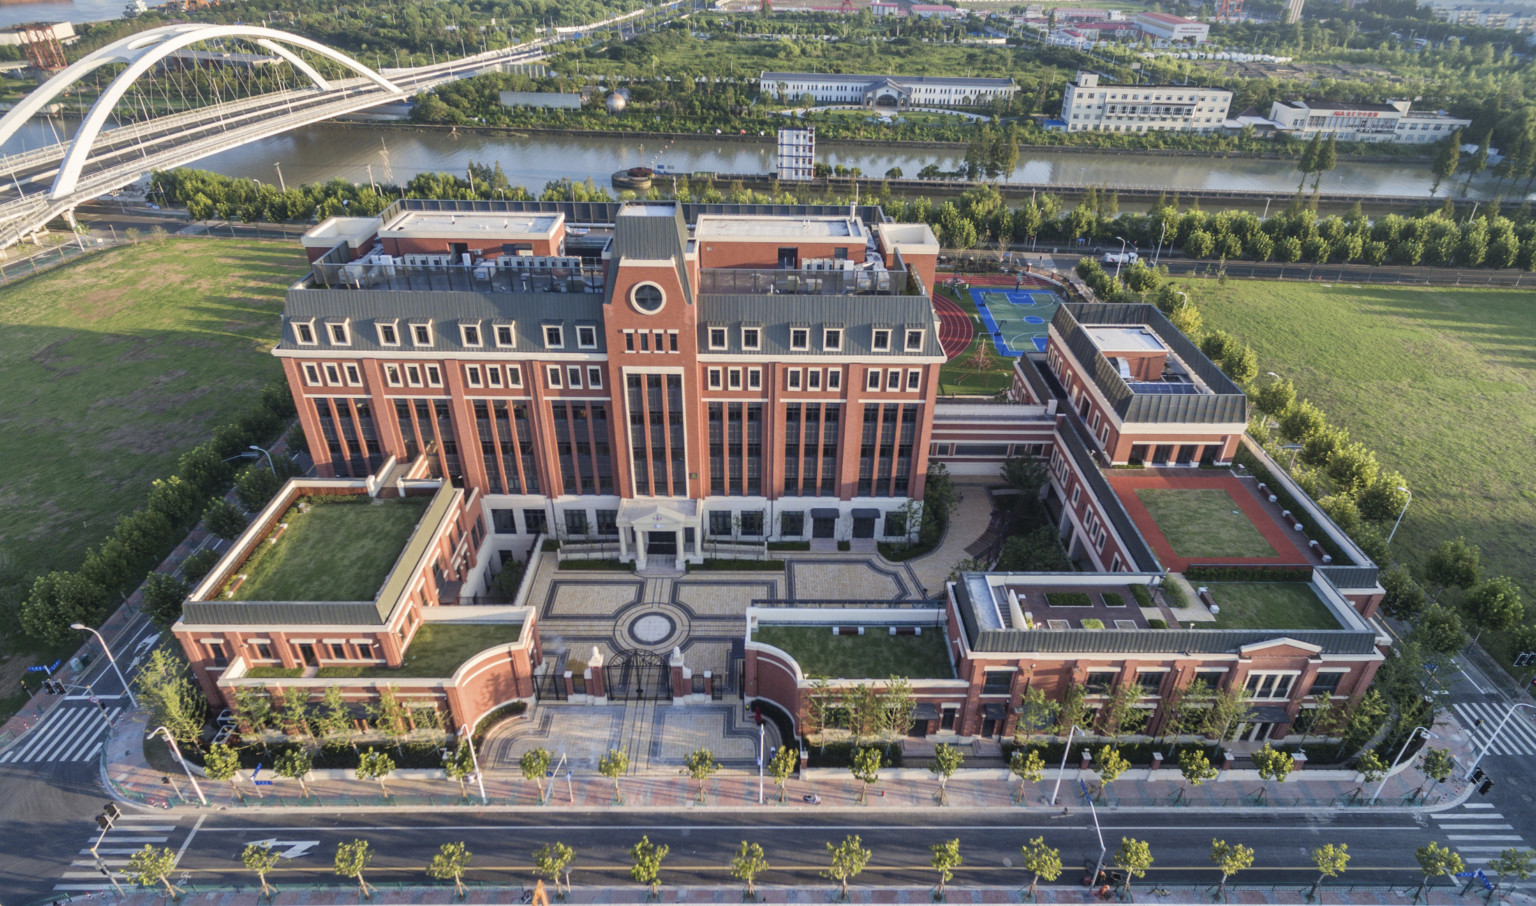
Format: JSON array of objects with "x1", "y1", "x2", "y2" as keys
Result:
[
  {"x1": 777, "y1": 127, "x2": 815, "y2": 180},
  {"x1": 1060, "y1": 71, "x2": 1232, "y2": 133},
  {"x1": 910, "y1": 3, "x2": 962, "y2": 17},
  {"x1": 1133, "y1": 11, "x2": 1210, "y2": 42},
  {"x1": 760, "y1": 71, "x2": 1018, "y2": 108},
  {"x1": 1268, "y1": 99, "x2": 1472, "y2": 144},
  {"x1": 1427, "y1": 2, "x2": 1536, "y2": 32}
]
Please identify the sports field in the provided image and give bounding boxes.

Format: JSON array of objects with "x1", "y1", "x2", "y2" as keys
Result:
[
  {"x1": 1197, "y1": 279, "x2": 1536, "y2": 603},
  {"x1": 969, "y1": 286, "x2": 1062, "y2": 356}
]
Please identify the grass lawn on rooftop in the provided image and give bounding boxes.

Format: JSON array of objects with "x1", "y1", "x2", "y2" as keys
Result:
[
  {"x1": 935, "y1": 284, "x2": 1015, "y2": 396},
  {"x1": 753, "y1": 625, "x2": 954, "y2": 679},
  {"x1": 227, "y1": 497, "x2": 430, "y2": 602},
  {"x1": 1197, "y1": 280, "x2": 1536, "y2": 620},
  {"x1": 1134, "y1": 488, "x2": 1277, "y2": 559},
  {"x1": 320, "y1": 622, "x2": 525, "y2": 678},
  {"x1": 1201, "y1": 582, "x2": 1339, "y2": 631}
]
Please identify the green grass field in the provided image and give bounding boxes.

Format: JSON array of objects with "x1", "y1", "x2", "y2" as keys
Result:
[
  {"x1": 228, "y1": 497, "x2": 430, "y2": 602},
  {"x1": 1196, "y1": 280, "x2": 1536, "y2": 600},
  {"x1": 935, "y1": 284, "x2": 1015, "y2": 396},
  {"x1": 754, "y1": 625, "x2": 954, "y2": 679},
  {"x1": 1134, "y1": 488, "x2": 1278, "y2": 559},
  {"x1": 1203, "y1": 582, "x2": 1340, "y2": 631},
  {"x1": 0, "y1": 239, "x2": 306, "y2": 579}
]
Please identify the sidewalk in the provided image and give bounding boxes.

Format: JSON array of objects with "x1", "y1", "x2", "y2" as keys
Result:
[{"x1": 100, "y1": 703, "x2": 1478, "y2": 816}]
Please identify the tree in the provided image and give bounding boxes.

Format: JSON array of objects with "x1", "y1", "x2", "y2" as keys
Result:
[
  {"x1": 824, "y1": 835, "x2": 871, "y2": 899},
  {"x1": 127, "y1": 845, "x2": 182, "y2": 899},
  {"x1": 1296, "y1": 132, "x2": 1321, "y2": 193},
  {"x1": 368, "y1": 685, "x2": 410, "y2": 753},
  {"x1": 1279, "y1": 400, "x2": 1328, "y2": 444},
  {"x1": 1102, "y1": 683, "x2": 1147, "y2": 742},
  {"x1": 1430, "y1": 130, "x2": 1462, "y2": 197},
  {"x1": 1252, "y1": 743, "x2": 1294, "y2": 801},
  {"x1": 234, "y1": 464, "x2": 282, "y2": 512},
  {"x1": 1464, "y1": 131, "x2": 1491, "y2": 195},
  {"x1": 1412, "y1": 603, "x2": 1467, "y2": 657},
  {"x1": 1016, "y1": 686, "x2": 1059, "y2": 746},
  {"x1": 683, "y1": 747, "x2": 721, "y2": 803},
  {"x1": 1178, "y1": 747, "x2": 1218, "y2": 799},
  {"x1": 443, "y1": 740, "x2": 476, "y2": 800},
  {"x1": 629, "y1": 835, "x2": 669, "y2": 897},
  {"x1": 930, "y1": 838, "x2": 963, "y2": 896},
  {"x1": 996, "y1": 526, "x2": 1071, "y2": 572},
  {"x1": 204, "y1": 742, "x2": 243, "y2": 800},
  {"x1": 1210, "y1": 839, "x2": 1254, "y2": 898},
  {"x1": 181, "y1": 548, "x2": 221, "y2": 584},
  {"x1": 356, "y1": 747, "x2": 396, "y2": 797},
  {"x1": 1010, "y1": 748, "x2": 1045, "y2": 804},
  {"x1": 1309, "y1": 843, "x2": 1349, "y2": 900},
  {"x1": 134, "y1": 648, "x2": 205, "y2": 749},
  {"x1": 275, "y1": 747, "x2": 313, "y2": 798},
  {"x1": 1001, "y1": 453, "x2": 1049, "y2": 500},
  {"x1": 1423, "y1": 537, "x2": 1480, "y2": 599},
  {"x1": 1203, "y1": 686, "x2": 1255, "y2": 741},
  {"x1": 278, "y1": 690, "x2": 310, "y2": 739},
  {"x1": 141, "y1": 572, "x2": 190, "y2": 629},
  {"x1": 1253, "y1": 376, "x2": 1296, "y2": 417},
  {"x1": 1464, "y1": 577, "x2": 1523, "y2": 640},
  {"x1": 20, "y1": 571, "x2": 111, "y2": 643},
  {"x1": 1379, "y1": 565, "x2": 1428, "y2": 621},
  {"x1": 882, "y1": 676, "x2": 917, "y2": 741},
  {"x1": 730, "y1": 841, "x2": 770, "y2": 899},
  {"x1": 1313, "y1": 134, "x2": 1337, "y2": 196},
  {"x1": 931, "y1": 743, "x2": 964, "y2": 805},
  {"x1": 1021, "y1": 836, "x2": 1062, "y2": 900},
  {"x1": 1094, "y1": 745, "x2": 1130, "y2": 797},
  {"x1": 600, "y1": 747, "x2": 630, "y2": 804},
  {"x1": 313, "y1": 686, "x2": 353, "y2": 749},
  {"x1": 233, "y1": 687, "x2": 273, "y2": 744},
  {"x1": 427, "y1": 842, "x2": 472, "y2": 898},
  {"x1": 1414, "y1": 842, "x2": 1462, "y2": 901},
  {"x1": 242, "y1": 842, "x2": 281, "y2": 898},
  {"x1": 1488, "y1": 848, "x2": 1535, "y2": 897},
  {"x1": 851, "y1": 747, "x2": 882, "y2": 804},
  {"x1": 1420, "y1": 748, "x2": 1455, "y2": 787},
  {"x1": 1056, "y1": 682, "x2": 1091, "y2": 737},
  {"x1": 535, "y1": 842, "x2": 575, "y2": 897},
  {"x1": 203, "y1": 497, "x2": 248, "y2": 541},
  {"x1": 1113, "y1": 837, "x2": 1153, "y2": 898},
  {"x1": 521, "y1": 747, "x2": 553, "y2": 803},
  {"x1": 1355, "y1": 750, "x2": 1388, "y2": 785},
  {"x1": 335, "y1": 839, "x2": 376, "y2": 898},
  {"x1": 767, "y1": 745, "x2": 797, "y2": 803}
]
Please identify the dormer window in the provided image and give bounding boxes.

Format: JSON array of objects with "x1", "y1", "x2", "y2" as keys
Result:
[
  {"x1": 494, "y1": 323, "x2": 516, "y2": 348},
  {"x1": 790, "y1": 328, "x2": 810, "y2": 351},
  {"x1": 410, "y1": 322, "x2": 433, "y2": 347},
  {"x1": 742, "y1": 327, "x2": 761, "y2": 351},
  {"x1": 544, "y1": 324, "x2": 564, "y2": 348},
  {"x1": 294, "y1": 320, "x2": 317, "y2": 345},
  {"x1": 872, "y1": 328, "x2": 891, "y2": 352},
  {"x1": 824, "y1": 327, "x2": 843, "y2": 351},
  {"x1": 577, "y1": 325, "x2": 598, "y2": 349},
  {"x1": 708, "y1": 327, "x2": 727, "y2": 350},
  {"x1": 377, "y1": 322, "x2": 400, "y2": 347},
  {"x1": 460, "y1": 323, "x2": 483, "y2": 347},
  {"x1": 326, "y1": 321, "x2": 351, "y2": 345},
  {"x1": 905, "y1": 328, "x2": 924, "y2": 351}
]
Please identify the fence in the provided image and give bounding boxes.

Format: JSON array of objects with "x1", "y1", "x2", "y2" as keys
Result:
[{"x1": 0, "y1": 238, "x2": 122, "y2": 287}]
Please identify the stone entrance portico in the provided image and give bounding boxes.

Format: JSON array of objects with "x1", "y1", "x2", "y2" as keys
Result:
[{"x1": 616, "y1": 498, "x2": 703, "y2": 568}]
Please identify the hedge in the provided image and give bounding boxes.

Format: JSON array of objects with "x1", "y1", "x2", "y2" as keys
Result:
[
  {"x1": 1045, "y1": 592, "x2": 1093, "y2": 607},
  {"x1": 1183, "y1": 565, "x2": 1315, "y2": 583},
  {"x1": 805, "y1": 742, "x2": 904, "y2": 769}
]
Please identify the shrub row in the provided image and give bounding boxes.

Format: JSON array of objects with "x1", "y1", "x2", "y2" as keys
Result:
[
  {"x1": 805, "y1": 741, "x2": 904, "y2": 769},
  {"x1": 1183, "y1": 565, "x2": 1316, "y2": 583}
]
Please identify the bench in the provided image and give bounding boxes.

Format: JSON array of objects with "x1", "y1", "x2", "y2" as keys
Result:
[{"x1": 1197, "y1": 586, "x2": 1217, "y2": 610}]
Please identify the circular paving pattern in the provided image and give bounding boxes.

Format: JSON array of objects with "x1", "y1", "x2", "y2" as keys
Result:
[{"x1": 614, "y1": 601, "x2": 691, "y2": 651}]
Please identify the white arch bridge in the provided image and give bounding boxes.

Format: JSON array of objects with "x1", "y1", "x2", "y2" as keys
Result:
[{"x1": 0, "y1": 24, "x2": 556, "y2": 250}]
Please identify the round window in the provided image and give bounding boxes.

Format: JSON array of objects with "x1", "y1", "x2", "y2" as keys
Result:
[{"x1": 631, "y1": 283, "x2": 665, "y2": 315}]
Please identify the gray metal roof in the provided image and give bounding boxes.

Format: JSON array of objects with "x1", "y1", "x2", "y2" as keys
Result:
[
  {"x1": 181, "y1": 599, "x2": 385, "y2": 626},
  {"x1": 611, "y1": 202, "x2": 693, "y2": 306},
  {"x1": 282, "y1": 289, "x2": 607, "y2": 353},
  {"x1": 698, "y1": 294, "x2": 944, "y2": 358}
]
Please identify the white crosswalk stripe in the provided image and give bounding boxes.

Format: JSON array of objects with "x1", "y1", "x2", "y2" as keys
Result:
[
  {"x1": 57, "y1": 815, "x2": 187, "y2": 893},
  {"x1": 1435, "y1": 802, "x2": 1534, "y2": 864},
  {"x1": 1453, "y1": 701, "x2": 1536, "y2": 758},
  {"x1": 0, "y1": 703, "x2": 121, "y2": 764}
]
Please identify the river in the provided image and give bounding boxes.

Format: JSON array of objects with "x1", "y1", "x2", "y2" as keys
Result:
[
  {"x1": 2, "y1": 117, "x2": 1519, "y2": 201},
  {"x1": 0, "y1": 0, "x2": 128, "y2": 30}
]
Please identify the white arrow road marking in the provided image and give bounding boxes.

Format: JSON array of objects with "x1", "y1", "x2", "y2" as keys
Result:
[{"x1": 244, "y1": 837, "x2": 321, "y2": 859}]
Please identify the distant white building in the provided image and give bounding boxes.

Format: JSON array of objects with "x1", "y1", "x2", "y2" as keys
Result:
[
  {"x1": 760, "y1": 71, "x2": 1018, "y2": 108},
  {"x1": 1267, "y1": 99, "x2": 1472, "y2": 144},
  {"x1": 1133, "y1": 11, "x2": 1210, "y2": 43},
  {"x1": 1059, "y1": 71, "x2": 1231, "y2": 133},
  {"x1": 777, "y1": 127, "x2": 815, "y2": 181},
  {"x1": 910, "y1": 3, "x2": 962, "y2": 17}
]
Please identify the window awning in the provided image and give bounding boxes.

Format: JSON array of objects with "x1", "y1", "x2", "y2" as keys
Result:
[
  {"x1": 984, "y1": 702, "x2": 1008, "y2": 719},
  {"x1": 1251, "y1": 705, "x2": 1292, "y2": 723},
  {"x1": 851, "y1": 508, "x2": 880, "y2": 519},
  {"x1": 811, "y1": 508, "x2": 839, "y2": 519},
  {"x1": 914, "y1": 702, "x2": 940, "y2": 720}
]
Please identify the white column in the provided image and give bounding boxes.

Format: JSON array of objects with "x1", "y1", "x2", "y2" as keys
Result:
[
  {"x1": 636, "y1": 529, "x2": 648, "y2": 570},
  {"x1": 619, "y1": 524, "x2": 630, "y2": 562},
  {"x1": 675, "y1": 528, "x2": 684, "y2": 564}
]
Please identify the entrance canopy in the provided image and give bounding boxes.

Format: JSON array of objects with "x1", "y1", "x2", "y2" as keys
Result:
[{"x1": 616, "y1": 499, "x2": 701, "y2": 568}]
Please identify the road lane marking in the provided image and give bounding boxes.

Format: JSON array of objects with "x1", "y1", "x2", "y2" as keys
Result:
[
  {"x1": 199, "y1": 822, "x2": 1431, "y2": 833},
  {"x1": 1446, "y1": 835, "x2": 1524, "y2": 841}
]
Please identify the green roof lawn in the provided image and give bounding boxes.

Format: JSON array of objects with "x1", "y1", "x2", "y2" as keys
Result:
[
  {"x1": 1202, "y1": 582, "x2": 1340, "y2": 631},
  {"x1": 1135, "y1": 488, "x2": 1277, "y2": 559},
  {"x1": 754, "y1": 625, "x2": 953, "y2": 679},
  {"x1": 227, "y1": 496, "x2": 430, "y2": 602},
  {"x1": 318, "y1": 622, "x2": 523, "y2": 678}
]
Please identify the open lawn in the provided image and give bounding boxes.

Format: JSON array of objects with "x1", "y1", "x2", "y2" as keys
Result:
[
  {"x1": 321, "y1": 622, "x2": 524, "y2": 678},
  {"x1": 935, "y1": 284, "x2": 1014, "y2": 395},
  {"x1": 1197, "y1": 280, "x2": 1536, "y2": 604},
  {"x1": 0, "y1": 239, "x2": 305, "y2": 579},
  {"x1": 1202, "y1": 582, "x2": 1340, "y2": 631},
  {"x1": 228, "y1": 497, "x2": 430, "y2": 602},
  {"x1": 1134, "y1": 488, "x2": 1277, "y2": 559},
  {"x1": 754, "y1": 625, "x2": 954, "y2": 679}
]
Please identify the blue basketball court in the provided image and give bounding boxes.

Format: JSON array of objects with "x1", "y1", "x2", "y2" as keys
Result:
[{"x1": 968, "y1": 287, "x2": 1063, "y2": 357}]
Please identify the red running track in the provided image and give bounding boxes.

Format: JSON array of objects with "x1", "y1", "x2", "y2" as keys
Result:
[{"x1": 933, "y1": 293, "x2": 974, "y2": 361}]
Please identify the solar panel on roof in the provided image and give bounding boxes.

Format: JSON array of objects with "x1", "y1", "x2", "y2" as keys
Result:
[{"x1": 1127, "y1": 381, "x2": 1199, "y2": 394}]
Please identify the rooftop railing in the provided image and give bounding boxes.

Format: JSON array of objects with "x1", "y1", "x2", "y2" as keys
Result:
[
  {"x1": 307, "y1": 255, "x2": 608, "y2": 294},
  {"x1": 699, "y1": 265, "x2": 916, "y2": 297}
]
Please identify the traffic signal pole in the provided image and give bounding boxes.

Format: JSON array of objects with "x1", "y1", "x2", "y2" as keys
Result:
[{"x1": 1465, "y1": 702, "x2": 1536, "y2": 780}]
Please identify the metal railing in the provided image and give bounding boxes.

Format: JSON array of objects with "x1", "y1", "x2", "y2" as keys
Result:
[
  {"x1": 309, "y1": 258, "x2": 607, "y2": 294},
  {"x1": 699, "y1": 265, "x2": 907, "y2": 296}
]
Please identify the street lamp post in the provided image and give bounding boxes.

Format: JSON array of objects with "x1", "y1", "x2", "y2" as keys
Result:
[
  {"x1": 757, "y1": 721, "x2": 765, "y2": 805},
  {"x1": 458, "y1": 724, "x2": 488, "y2": 805},
  {"x1": 1371, "y1": 726, "x2": 1436, "y2": 804},
  {"x1": 1112, "y1": 236, "x2": 1129, "y2": 281},
  {"x1": 1050, "y1": 725, "x2": 1085, "y2": 806},
  {"x1": 1152, "y1": 221, "x2": 1168, "y2": 267},
  {"x1": 273, "y1": 162, "x2": 286, "y2": 193},
  {"x1": 249, "y1": 444, "x2": 276, "y2": 476},
  {"x1": 1466, "y1": 703, "x2": 1536, "y2": 779},
  {"x1": 147, "y1": 725, "x2": 207, "y2": 805},
  {"x1": 1084, "y1": 782, "x2": 1108, "y2": 888},
  {"x1": 1387, "y1": 487, "x2": 1413, "y2": 544},
  {"x1": 70, "y1": 622, "x2": 137, "y2": 709}
]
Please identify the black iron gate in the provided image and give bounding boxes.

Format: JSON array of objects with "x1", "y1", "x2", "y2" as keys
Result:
[
  {"x1": 605, "y1": 649, "x2": 669, "y2": 701},
  {"x1": 535, "y1": 652, "x2": 567, "y2": 702}
]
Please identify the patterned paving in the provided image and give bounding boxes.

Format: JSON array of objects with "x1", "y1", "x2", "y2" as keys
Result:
[
  {"x1": 786, "y1": 558, "x2": 917, "y2": 601},
  {"x1": 483, "y1": 702, "x2": 774, "y2": 771}
]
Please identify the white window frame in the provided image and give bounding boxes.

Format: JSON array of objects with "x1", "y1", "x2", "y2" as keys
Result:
[
  {"x1": 866, "y1": 369, "x2": 881, "y2": 390},
  {"x1": 460, "y1": 322, "x2": 483, "y2": 348},
  {"x1": 906, "y1": 328, "x2": 924, "y2": 351},
  {"x1": 343, "y1": 363, "x2": 362, "y2": 387},
  {"x1": 742, "y1": 326, "x2": 761, "y2": 351},
  {"x1": 324, "y1": 363, "x2": 342, "y2": 386},
  {"x1": 1245, "y1": 671, "x2": 1300, "y2": 700},
  {"x1": 383, "y1": 363, "x2": 403, "y2": 387},
  {"x1": 294, "y1": 319, "x2": 317, "y2": 346},
  {"x1": 667, "y1": 330, "x2": 679, "y2": 353},
  {"x1": 493, "y1": 323, "x2": 516, "y2": 348},
  {"x1": 587, "y1": 366, "x2": 603, "y2": 389},
  {"x1": 546, "y1": 365, "x2": 563, "y2": 389},
  {"x1": 748, "y1": 367, "x2": 762, "y2": 390},
  {"x1": 543, "y1": 324, "x2": 564, "y2": 349},
  {"x1": 465, "y1": 364, "x2": 483, "y2": 388},
  {"x1": 728, "y1": 367, "x2": 742, "y2": 390},
  {"x1": 507, "y1": 364, "x2": 523, "y2": 388},
  {"x1": 707, "y1": 367, "x2": 723, "y2": 390},
  {"x1": 410, "y1": 322, "x2": 434, "y2": 348},
  {"x1": 828, "y1": 369, "x2": 842, "y2": 390},
  {"x1": 377, "y1": 321, "x2": 401, "y2": 347},
  {"x1": 302, "y1": 363, "x2": 322, "y2": 385},
  {"x1": 887, "y1": 370, "x2": 902, "y2": 390},
  {"x1": 787, "y1": 369, "x2": 802, "y2": 390},
  {"x1": 872, "y1": 328, "x2": 892, "y2": 352},
  {"x1": 487, "y1": 366, "x2": 503, "y2": 388},
  {"x1": 405, "y1": 364, "x2": 423, "y2": 387},
  {"x1": 576, "y1": 325, "x2": 598, "y2": 349},
  {"x1": 326, "y1": 320, "x2": 351, "y2": 346},
  {"x1": 824, "y1": 327, "x2": 843, "y2": 351},
  {"x1": 425, "y1": 365, "x2": 443, "y2": 388},
  {"x1": 790, "y1": 327, "x2": 810, "y2": 351},
  {"x1": 567, "y1": 365, "x2": 583, "y2": 389},
  {"x1": 906, "y1": 369, "x2": 921, "y2": 390},
  {"x1": 808, "y1": 369, "x2": 821, "y2": 390},
  {"x1": 708, "y1": 326, "x2": 728, "y2": 350}
]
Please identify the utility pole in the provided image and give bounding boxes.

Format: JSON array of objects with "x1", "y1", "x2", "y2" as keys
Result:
[{"x1": 274, "y1": 162, "x2": 286, "y2": 193}]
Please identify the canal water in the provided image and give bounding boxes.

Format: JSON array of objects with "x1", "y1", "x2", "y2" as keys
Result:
[
  {"x1": 0, "y1": 0, "x2": 129, "y2": 30},
  {"x1": 2, "y1": 116, "x2": 1517, "y2": 201}
]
